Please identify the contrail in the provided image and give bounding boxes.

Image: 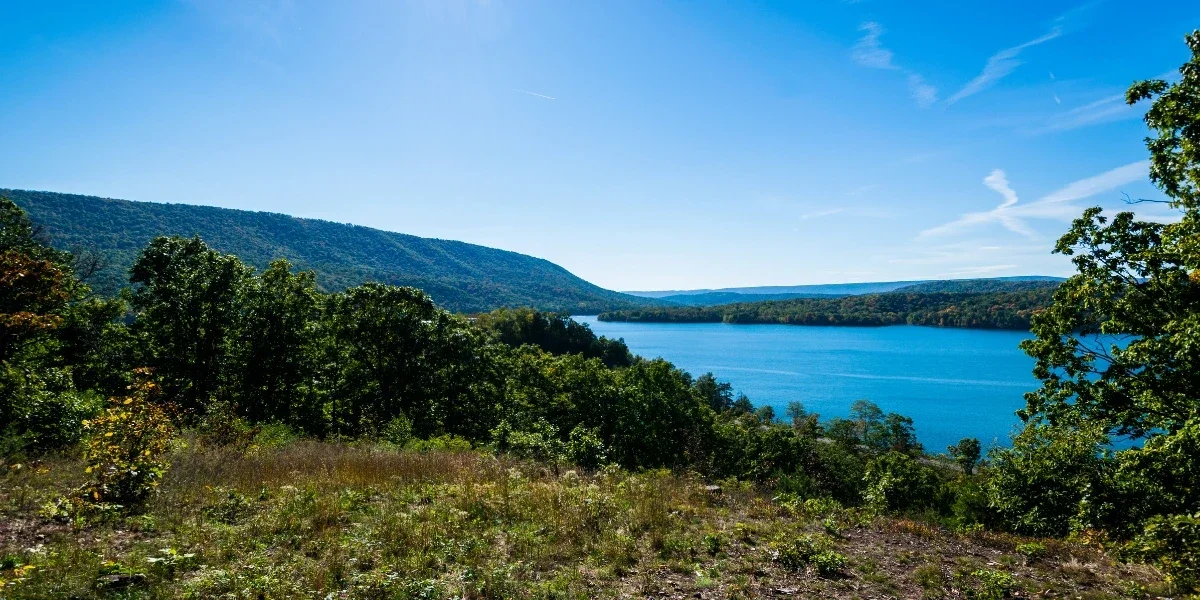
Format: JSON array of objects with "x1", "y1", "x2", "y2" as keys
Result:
[{"x1": 512, "y1": 88, "x2": 556, "y2": 100}]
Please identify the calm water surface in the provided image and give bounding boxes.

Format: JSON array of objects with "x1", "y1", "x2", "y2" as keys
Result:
[{"x1": 574, "y1": 316, "x2": 1037, "y2": 451}]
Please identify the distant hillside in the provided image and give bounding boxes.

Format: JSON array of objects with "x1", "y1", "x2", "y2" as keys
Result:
[
  {"x1": 600, "y1": 288, "x2": 1056, "y2": 330},
  {"x1": 626, "y1": 281, "x2": 926, "y2": 298},
  {"x1": 659, "y1": 291, "x2": 846, "y2": 306},
  {"x1": 629, "y1": 276, "x2": 1065, "y2": 299},
  {"x1": 892, "y1": 277, "x2": 1063, "y2": 294},
  {"x1": 4, "y1": 189, "x2": 652, "y2": 314}
]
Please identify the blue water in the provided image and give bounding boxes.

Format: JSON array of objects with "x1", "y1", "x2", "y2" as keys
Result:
[{"x1": 574, "y1": 316, "x2": 1037, "y2": 452}]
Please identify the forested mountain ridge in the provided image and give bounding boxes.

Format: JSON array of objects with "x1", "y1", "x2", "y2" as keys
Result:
[
  {"x1": 658, "y1": 291, "x2": 847, "y2": 306},
  {"x1": 4, "y1": 189, "x2": 652, "y2": 313},
  {"x1": 600, "y1": 288, "x2": 1056, "y2": 329},
  {"x1": 891, "y1": 277, "x2": 1063, "y2": 294},
  {"x1": 625, "y1": 280, "x2": 927, "y2": 297},
  {"x1": 630, "y1": 276, "x2": 1064, "y2": 300}
]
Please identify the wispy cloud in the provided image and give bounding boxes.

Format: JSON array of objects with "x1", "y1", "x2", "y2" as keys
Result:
[
  {"x1": 1036, "y1": 93, "x2": 1137, "y2": 133},
  {"x1": 851, "y1": 22, "x2": 938, "y2": 108},
  {"x1": 947, "y1": 27, "x2": 1062, "y2": 104},
  {"x1": 983, "y1": 170, "x2": 1018, "y2": 208},
  {"x1": 851, "y1": 22, "x2": 896, "y2": 69},
  {"x1": 512, "y1": 88, "x2": 556, "y2": 100},
  {"x1": 919, "y1": 160, "x2": 1150, "y2": 238},
  {"x1": 1040, "y1": 161, "x2": 1150, "y2": 203},
  {"x1": 907, "y1": 74, "x2": 938, "y2": 109},
  {"x1": 799, "y1": 208, "x2": 845, "y2": 220}
]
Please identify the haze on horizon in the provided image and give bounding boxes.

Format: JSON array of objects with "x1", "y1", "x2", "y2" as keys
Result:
[{"x1": 1, "y1": 1, "x2": 1196, "y2": 291}]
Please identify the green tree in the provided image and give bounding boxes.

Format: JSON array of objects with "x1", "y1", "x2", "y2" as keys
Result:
[
  {"x1": 948, "y1": 437, "x2": 982, "y2": 475},
  {"x1": 0, "y1": 198, "x2": 104, "y2": 452},
  {"x1": 130, "y1": 236, "x2": 252, "y2": 415},
  {"x1": 476, "y1": 307, "x2": 632, "y2": 367},
  {"x1": 1010, "y1": 30, "x2": 1200, "y2": 541},
  {"x1": 323, "y1": 283, "x2": 502, "y2": 438},
  {"x1": 232, "y1": 259, "x2": 323, "y2": 430},
  {"x1": 694, "y1": 372, "x2": 734, "y2": 412}
]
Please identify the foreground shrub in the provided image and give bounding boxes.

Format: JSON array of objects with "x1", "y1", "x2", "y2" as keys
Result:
[
  {"x1": 0, "y1": 365, "x2": 102, "y2": 454},
  {"x1": 772, "y1": 533, "x2": 847, "y2": 577},
  {"x1": 963, "y1": 568, "x2": 1016, "y2": 600},
  {"x1": 1125, "y1": 513, "x2": 1200, "y2": 594},
  {"x1": 565, "y1": 424, "x2": 608, "y2": 469},
  {"x1": 491, "y1": 419, "x2": 565, "y2": 465},
  {"x1": 863, "y1": 451, "x2": 943, "y2": 515},
  {"x1": 196, "y1": 399, "x2": 258, "y2": 450},
  {"x1": 984, "y1": 424, "x2": 1108, "y2": 537},
  {"x1": 75, "y1": 375, "x2": 175, "y2": 509}
]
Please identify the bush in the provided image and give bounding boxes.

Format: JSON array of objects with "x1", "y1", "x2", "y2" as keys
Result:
[
  {"x1": 984, "y1": 424, "x2": 1108, "y2": 537},
  {"x1": 1017, "y1": 542, "x2": 1046, "y2": 559},
  {"x1": 863, "y1": 451, "x2": 942, "y2": 514},
  {"x1": 407, "y1": 434, "x2": 473, "y2": 453},
  {"x1": 565, "y1": 425, "x2": 608, "y2": 470},
  {"x1": 949, "y1": 476, "x2": 990, "y2": 530},
  {"x1": 197, "y1": 399, "x2": 258, "y2": 450},
  {"x1": 491, "y1": 419, "x2": 565, "y2": 464},
  {"x1": 964, "y1": 569, "x2": 1016, "y2": 599},
  {"x1": 75, "y1": 375, "x2": 175, "y2": 509},
  {"x1": 0, "y1": 365, "x2": 102, "y2": 453},
  {"x1": 381, "y1": 413, "x2": 414, "y2": 447},
  {"x1": 253, "y1": 422, "x2": 300, "y2": 449},
  {"x1": 1125, "y1": 513, "x2": 1200, "y2": 593},
  {"x1": 773, "y1": 533, "x2": 847, "y2": 577},
  {"x1": 1015, "y1": 542, "x2": 1046, "y2": 562}
]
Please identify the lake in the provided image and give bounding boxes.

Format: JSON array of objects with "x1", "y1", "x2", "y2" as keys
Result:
[{"x1": 574, "y1": 316, "x2": 1037, "y2": 452}]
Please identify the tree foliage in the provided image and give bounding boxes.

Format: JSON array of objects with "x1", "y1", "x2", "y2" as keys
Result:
[
  {"x1": 3, "y1": 189, "x2": 654, "y2": 313},
  {"x1": 991, "y1": 30, "x2": 1200, "y2": 587},
  {"x1": 600, "y1": 289, "x2": 1054, "y2": 330}
]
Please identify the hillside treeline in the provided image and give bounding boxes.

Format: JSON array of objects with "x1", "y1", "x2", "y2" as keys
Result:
[
  {"x1": 1, "y1": 196, "x2": 926, "y2": 496},
  {"x1": 1, "y1": 183, "x2": 1197, "y2": 588},
  {"x1": 3, "y1": 189, "x2": 651, "y2": 313},
  {"x1": 599, "y1": 289, "x2": 1056, "y2": 329}
]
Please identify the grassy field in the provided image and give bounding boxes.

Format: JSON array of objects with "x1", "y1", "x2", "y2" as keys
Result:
[{"x1": 0, "y1": 440, "x2": 1171, "y2": 599}]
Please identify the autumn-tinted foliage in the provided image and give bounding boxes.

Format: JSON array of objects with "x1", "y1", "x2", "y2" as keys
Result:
[{"x1": 77, "y1": 373, "x2": 175, "y2": 508}]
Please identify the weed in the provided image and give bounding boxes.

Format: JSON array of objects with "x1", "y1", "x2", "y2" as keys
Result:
[
  {"x1": 773, "y1": 533, "x2": 847, "y2": 577},
  {"x1": 913, "y1": 562, "x2": 945, "y2": 598},
  {"x1": 1016, "y1": 541, "x2": 1046, "y2": 562}
]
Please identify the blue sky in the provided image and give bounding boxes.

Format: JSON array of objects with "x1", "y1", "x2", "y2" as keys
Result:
[{"x1": 1, "y1": 1, "x2": 1196, "y2": 291}]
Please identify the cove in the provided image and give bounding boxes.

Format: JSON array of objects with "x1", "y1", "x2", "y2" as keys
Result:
[{"x1": 575, "y1": 316, "x2": 1038, "y2": 452}]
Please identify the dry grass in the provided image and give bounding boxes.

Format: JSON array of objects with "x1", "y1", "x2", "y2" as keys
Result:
[{"x1": 0, "y1": 440, "x2": 1174, "y2": 599}]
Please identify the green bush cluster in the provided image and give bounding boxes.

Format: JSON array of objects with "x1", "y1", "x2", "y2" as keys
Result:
[{"x1": 772, "y1": 533, "x2": 847, "y2": 577}]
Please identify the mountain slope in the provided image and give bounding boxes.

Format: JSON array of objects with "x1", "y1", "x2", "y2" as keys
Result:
[
  {"x1": 628, "y1": 276, "x2": 1064, "y2": 299},
  {"x1": 658, "y1": 291, "x2": 847, "y2": 306},
  {"x1": 4, "y1": 189, "x2": 651, "y2": 314},
  {"x1": 626, "y1": 281, "x2": 930, "y2": 298},
  {"x1": 891, "y1": 277, "x2": 1063, "y2": 294}
]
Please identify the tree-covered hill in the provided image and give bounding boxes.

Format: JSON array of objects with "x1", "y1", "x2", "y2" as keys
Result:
[
  {"x1": 659, "y1": 291, "x2": 847, "y2": 306},
  {"x1": 3, "y1": 189, "x2": 651, "y2": 313},
  {"x1": 600, "y1": 288, "x2": 1056, "y2": 329},
  {"x1": 891, "y1": 277, "x2": 1063, "y2": 294}
]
